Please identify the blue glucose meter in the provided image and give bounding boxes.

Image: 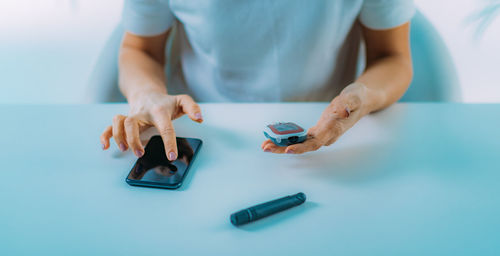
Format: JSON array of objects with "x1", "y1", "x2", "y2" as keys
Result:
[{"x1": 263, "y1": 122, "x2": 307, "y2": 147}]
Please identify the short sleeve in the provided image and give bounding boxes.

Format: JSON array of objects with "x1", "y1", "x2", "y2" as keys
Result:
[
  {"x1": 122, "y1": 0, "x2": 175, "y2": 36},
  {"x1": 359, "y1": 0, "x2": 415, "y2": 30}
]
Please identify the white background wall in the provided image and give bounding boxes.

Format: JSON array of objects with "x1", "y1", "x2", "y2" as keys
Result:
[
  {"x1": 0, "y1": 0, "x2": 498, "y2": 103},
  {"x1": 416, "y1": 0, "x2": 500, "y2": 102}
]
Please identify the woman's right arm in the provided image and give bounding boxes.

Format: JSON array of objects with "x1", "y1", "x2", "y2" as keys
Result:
[
  {"x1": 100, "y1": 31, "x2": 203, "y2": 160},
  {"x1": 119, "y1": 30, "x2": 170, "y2": 102}
]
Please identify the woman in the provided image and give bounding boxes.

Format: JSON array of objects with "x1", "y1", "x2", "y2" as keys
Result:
[{"x1": 101, "y1": 0, "x2": 414, "y2": 160}]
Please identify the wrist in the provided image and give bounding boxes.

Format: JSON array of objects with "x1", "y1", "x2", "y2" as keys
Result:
[
  {"x1": 340, "y1": 82, "x2": 385, "y2": 116},
  {"x1": 127, "y1": 88, "x2": 167, "y2": 106}
]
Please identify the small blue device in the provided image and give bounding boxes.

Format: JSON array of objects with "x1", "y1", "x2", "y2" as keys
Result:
[{"x1": 263, "y1": 122, "x2": 307, "y2": 147}]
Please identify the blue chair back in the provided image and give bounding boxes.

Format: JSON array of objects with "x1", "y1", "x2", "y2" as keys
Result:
[{"x1": 402, "y1": 10, "x2": 461, "y2": 102}]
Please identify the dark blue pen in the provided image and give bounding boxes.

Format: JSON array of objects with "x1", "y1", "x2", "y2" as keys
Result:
[{"x1": 230, "y1": 192, "x2": 306, "y2": 226}]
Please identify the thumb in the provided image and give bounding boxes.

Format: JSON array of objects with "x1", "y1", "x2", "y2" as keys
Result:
[
  {"x1": 177, "y1": 94, "x2": 203, "y2": 123},
  {"x1": 332, "y1": 93, "x2": 362, "y2": 119}
]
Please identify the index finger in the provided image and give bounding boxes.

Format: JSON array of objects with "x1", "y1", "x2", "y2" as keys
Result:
[
  {"x1": 152, "y1": 111, "x2": 178, "y2": 161},
  {"x1": 284, "y1": 137, "x2": 323, "y2": 154},
  {"x1": 263, "y1": 142, "x2": 287, "y2": 154}
]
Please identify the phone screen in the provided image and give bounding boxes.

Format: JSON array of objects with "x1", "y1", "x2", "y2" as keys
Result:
[{"x1": 126, "y1": 136, "x2": 202, "y2": 189}]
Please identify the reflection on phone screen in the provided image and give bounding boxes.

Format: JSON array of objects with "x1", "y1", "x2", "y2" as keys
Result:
[{"x1": 127, "y1": 136, "x2": 200, "y2": 187}]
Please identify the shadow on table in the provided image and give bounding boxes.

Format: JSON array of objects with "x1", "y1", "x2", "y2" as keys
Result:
[
  {"x1": 236, "y1": 201, "x2": 319, "y2": 232},
  {"x1": 287, "y1": 131, "x2": 484, "y2": 186},
  {"x1": 287, "y1": 143, "x2": 393, "y2": 184}
]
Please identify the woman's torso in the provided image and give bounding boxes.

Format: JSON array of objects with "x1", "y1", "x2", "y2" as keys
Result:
[{"x1": 165, "y1": 0, "x2": 364, "y2": 102}]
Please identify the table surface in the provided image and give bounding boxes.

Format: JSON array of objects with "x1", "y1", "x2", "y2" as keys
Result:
[{"x1": 1, "y1": 103, "x2": 499, "y2": 255}]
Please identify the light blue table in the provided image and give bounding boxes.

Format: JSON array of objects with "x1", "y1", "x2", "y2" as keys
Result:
[{"x1": 1, "y1": 103, "x2": 499, "y2": 255}]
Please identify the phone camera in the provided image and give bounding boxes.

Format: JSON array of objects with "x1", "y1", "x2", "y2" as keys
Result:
[{"x1": 168, "y1": 164, "x2": 178, "y2": 174}]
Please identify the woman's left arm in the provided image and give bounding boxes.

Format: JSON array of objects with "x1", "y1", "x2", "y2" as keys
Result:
[{"x1": 262, "y1": 22, "x2": 413, "y2": 154}]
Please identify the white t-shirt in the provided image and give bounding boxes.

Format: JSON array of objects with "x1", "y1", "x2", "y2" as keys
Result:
[{"x1": 122, "y1": 0, "x2": 415, "y2": 102}]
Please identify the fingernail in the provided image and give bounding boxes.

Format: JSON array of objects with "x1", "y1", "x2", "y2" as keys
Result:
[
  {"x1": 286, "y1": 150, "x2": 294, "y2": 154},
  {"x1": 119, "y1": 143, "x2": 126, "y2": 152},
  {"x1": 264, "y1": 148, "x2": 271, "y2": 152},
  {"x1": 168, "y1": 151, "x2": 176, "y2": 161},
  {"x1": 101, "y1": 144, "x2": 105, "y2": 150},
  {"x1": 135, "y1": 150, "x2": 144, "y2": 158},
  {"x1": 195, "y1": 113, "x2": 202, "y2": 120}
]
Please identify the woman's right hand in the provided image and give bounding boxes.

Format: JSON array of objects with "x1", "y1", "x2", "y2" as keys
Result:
[{"x1": 100, "y1": 92, "x2": 203, "y2": 160}]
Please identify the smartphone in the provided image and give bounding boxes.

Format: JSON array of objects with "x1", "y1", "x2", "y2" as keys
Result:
[{"x1": 126, "y1": 136, "x2": 202, "y2": 189}]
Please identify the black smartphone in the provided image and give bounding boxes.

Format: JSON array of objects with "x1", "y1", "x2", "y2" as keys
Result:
[{"x1": 126, "y1": 136, "x2": 202, "y2": 189}]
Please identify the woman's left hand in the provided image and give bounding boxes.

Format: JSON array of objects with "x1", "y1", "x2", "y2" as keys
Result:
[{"x1": 261, "y1": 83, "x2": 372, "y2": 154}]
